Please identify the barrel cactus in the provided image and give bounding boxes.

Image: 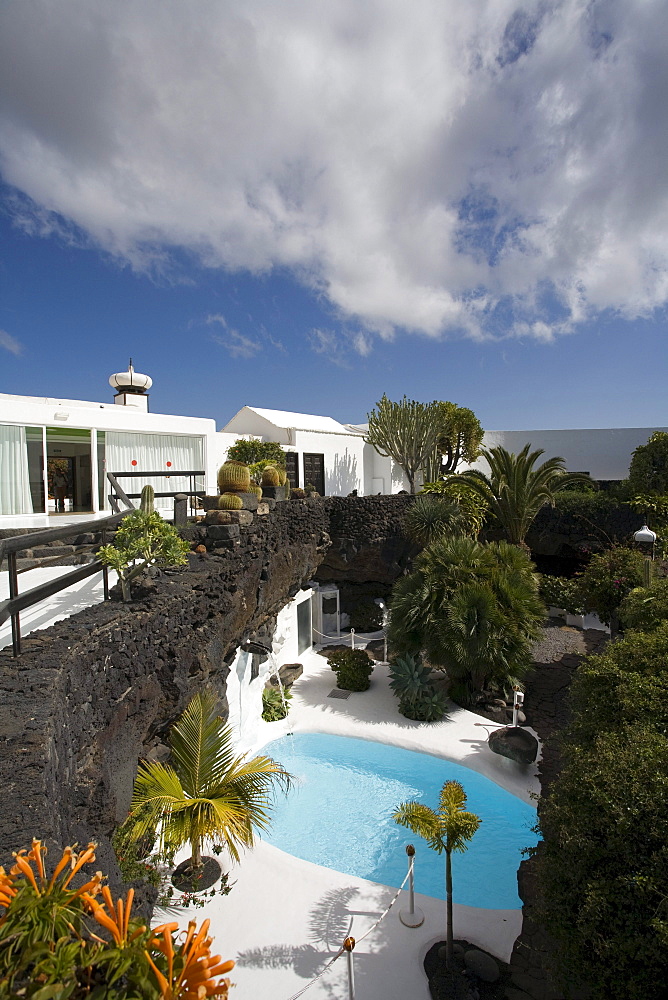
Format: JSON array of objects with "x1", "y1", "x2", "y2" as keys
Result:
[
  {"x1": 218, "y1": 462, "x2": 251, "y2": 493},
  {"x1": 261, "y1": 465, "x2": 280, "y2": 488},
  {"x1": 277, "y1": 468, "x2": 287, "y2": 487},
  {"x1": 291, "y1": 487, "x2": 306, "y2": 499},
  {"x1": 140, "y1": 484, "x2": 155, "y2": 514},
  {"x1": 218, "y1": 492, "x2": 244, "y2": 510},
  {"x1": 249, "y1": 483, "x2": 263, "y2": 499}
]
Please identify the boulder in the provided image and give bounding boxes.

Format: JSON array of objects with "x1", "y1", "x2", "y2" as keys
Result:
[
  {"x1": 268, "y1": 662, "x2": 304, "y2": 689},
  {"x1": 262, "y1": 486, "x2": 286, "y2": 501},
  {"x1": 464, "y1": 949, "x2": 500, "y2": 983},
  {"x1": 488, "y1": 726, "x2": 538, "y2": 765}
]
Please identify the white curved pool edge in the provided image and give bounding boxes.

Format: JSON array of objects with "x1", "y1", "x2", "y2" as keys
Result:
[{"x1": 248, "y1": 649, "x2": 542, "y2": 807}]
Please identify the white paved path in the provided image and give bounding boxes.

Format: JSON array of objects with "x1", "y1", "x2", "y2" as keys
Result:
[{"x1": 155, "y1": 648, "x2": 542, "y2": 1000}]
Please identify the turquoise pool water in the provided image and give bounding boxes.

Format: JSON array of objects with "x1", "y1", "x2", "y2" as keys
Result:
[{"x1": 262, "y1": 733, "x2": 539, "y2": 909}]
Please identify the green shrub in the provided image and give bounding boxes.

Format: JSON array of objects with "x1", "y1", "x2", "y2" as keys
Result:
[
  {"x1": 400, "y1": 687, "x2": 448, "y2": 722},
  {"x1": 535, "y1": 623, "x2": 668, "y2": 998},
  {"x1": 227, "y1": 440, "x2": 286, "y2": 468},
  {"x1": 327, "y1": 648, "x2": 374, "y2": 691},
  {"x1": 420, "y1": 479, "x2": 488, "y2": 536},
  {"x1": 349, "y1": 598, "x2": 384, "y2": 632},
  {"x1": 576, "y1": 546, "x2": 644, "y2": 625},
  {"x1": 538, "y1": 574, "x2": 583, "y2": 613},
  {"x1": 304, "y1": 482, "x2": 317, "y2": 494},
  {"x1": 218, "y1": 492, "x2": 243, "y2": 510},
  {"x1": 619, "y1": 580, "x2": 668, "y2": 632},
  {"x1": 248, "y1": 460, "x2": 276, "y2": 485},
  {"x1": 628, "y1": 431, "x2": 668, "y2": 495},
  {"x1": 98, "y1": 509, "x2": 189, "y2": 602},
  {"x1": 217, "y1": 461, "x2": 251, "y2": 493},
  {"x1": 262, "y1": 686, "x2": 292, "y2": 721}
]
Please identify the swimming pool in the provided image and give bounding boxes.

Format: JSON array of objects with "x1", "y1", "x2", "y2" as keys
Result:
[{"x1": 261, "y1": 733, "x2": 539, "y2": 910}]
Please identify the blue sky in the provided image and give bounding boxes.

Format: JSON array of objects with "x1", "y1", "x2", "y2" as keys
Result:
[{"x1": 1, "y1": 1, "x2": 667, "y2": 432}]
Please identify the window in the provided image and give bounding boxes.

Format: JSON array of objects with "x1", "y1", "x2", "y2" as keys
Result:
[
  {"x1": 285, "y1": 452, "x2": 299, "y2": 489},
  {"x1": 303, "y1": 453, "x2": 325, "y2": 495}
]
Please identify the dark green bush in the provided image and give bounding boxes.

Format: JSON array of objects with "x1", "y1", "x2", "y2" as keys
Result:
[
  {"x1": 327, "y1": 648, "x2": 374, "y2": 691},
  {"x1": 536, "y1": 623, "x2": 668, "y2": 998},
  {"x1": 576, "y1": 546, "x2": 644, "y2": 625},
  {"x1": 619, "y1": 579, "x2": 668, "y2": 632}
]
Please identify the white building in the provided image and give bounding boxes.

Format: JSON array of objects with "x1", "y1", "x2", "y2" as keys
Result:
[
  {"x1": 1, "y1": 365, "x2": 666, "y2": 526},
  {"x1": 220, "y1": 406, "x2": 409, "y2": 496},
  {"x1": 0, "y1": 364, "x2": 219, "y2": 526},
  {"x1": 465, "y1": 427, "x2": 668, "y2": 481}
]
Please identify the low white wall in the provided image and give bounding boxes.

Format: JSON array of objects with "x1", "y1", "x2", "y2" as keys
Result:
[{"x1": 466, "y1": 427, "x2": 668, "y2": 480}]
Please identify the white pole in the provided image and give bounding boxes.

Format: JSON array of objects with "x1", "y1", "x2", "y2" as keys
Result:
[
  {"x1": 344, "y1": 937, "x2": 356, "y2": 1000},
  {"x1": 513, "y1": 689, "x2": 524, "y2": 728},
  {"x1": 351, "y1": 628, "x2": 355, "y2": 650},
  {"x1": 400, "y1": 845, "x2": 424, "y2": 927},
  {"x1": 383, "y1": 632, "x2": 387, "y2": 664}
]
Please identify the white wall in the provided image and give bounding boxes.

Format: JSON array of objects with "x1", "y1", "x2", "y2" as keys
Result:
[
  {"x1": 225, "y1": 589, "x2": 314, "y2": 749},
  {"x1": 293, "y1": 430, "x2": 365, "y2": 495},
  {"x1": 466, "y1": 427, "x2": 668, "y2": 480}
]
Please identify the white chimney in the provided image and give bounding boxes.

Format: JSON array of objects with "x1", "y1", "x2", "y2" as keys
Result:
[{"x1": 109, "y1": 359, "x2": 152, "y2": 411}]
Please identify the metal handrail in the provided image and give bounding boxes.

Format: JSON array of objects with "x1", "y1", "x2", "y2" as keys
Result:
[
  {"x1": 0, "y1": 510, "x2": 131, "y2": 657},
  {"x1": 107, "y1": 470, "x2": 205, "y2": 515}
]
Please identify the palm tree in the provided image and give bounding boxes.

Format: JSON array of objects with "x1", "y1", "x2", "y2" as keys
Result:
[
  {"x1": 456, "y1": 444, "x2": 592, "y2": 547},
  {"x1": 128, "y1": 690, "x2": 292, "y2": 873},
  {"x1": 387, "y1": 535, "x2": 543, "y2": 699},
  {"x1": 394, "y1": 781, "x2": 480, "y2": 968}
]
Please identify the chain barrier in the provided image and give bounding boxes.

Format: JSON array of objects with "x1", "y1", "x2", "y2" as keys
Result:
[
  {"x1": 280, "y1": 859, "x2": 414, "y2": 1000},
  {"x1": 311, "y1": 628, "x2": 386, "y2": 644}
]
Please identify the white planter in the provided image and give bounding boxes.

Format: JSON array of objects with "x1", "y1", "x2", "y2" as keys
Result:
[
  {"x1": 566, "y1": 613, "x2": 585, "y2": 629},
  {"x1": 548, "y1": 606, "x2": 566, "y2": 619}
]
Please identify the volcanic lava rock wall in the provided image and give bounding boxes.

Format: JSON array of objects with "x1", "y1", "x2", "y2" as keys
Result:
[
  {"x1": 0, "y1": 496, "x2": 415, "y2": 879},
  {"x1": 0, "y1": 501, "x2": 330, "y2": 879}
]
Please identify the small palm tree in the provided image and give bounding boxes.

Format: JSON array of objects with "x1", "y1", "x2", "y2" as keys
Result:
[
  {"x1": 404, "y1": 494, "x2": 469, "y2": 547},
  {"x1": 128, "y1": 690, "x2": 292, "y2": 873},
  {"x1": 394, "y1": 781, "x2": 480, "y2": 969},
  {"x1": 456, "y1": 444, "x2": 592, "y2": 546}
]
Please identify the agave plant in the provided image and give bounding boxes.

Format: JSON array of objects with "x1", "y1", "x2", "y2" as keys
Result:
[
  {"x1": 128, "y1": 690, "x2": 292, "y2": 872},
  {"x1": 404, "y1": 494, "x2": 469, "y2": 547}
]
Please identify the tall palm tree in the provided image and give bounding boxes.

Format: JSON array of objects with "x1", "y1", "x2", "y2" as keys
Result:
[
  {"x1": 128, "y1": 690, "x2": 291, "y2": 872},
  {"x1": 394, "y1": 781, "x2": 480, "y2": 969},
  {"x1": 456, "y1": 444, "x2": 592, "y2": 546}
]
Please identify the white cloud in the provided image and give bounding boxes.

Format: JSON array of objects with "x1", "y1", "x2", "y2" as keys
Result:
[
  {"x1": 211, "y1": 329, "x2": 261, "y2": 360},
  {"x1": 0, "y1": 330, "x2": 22, "y2": 355},
  {"x1": 1, "y1": 0, "x2": 667, "y2": 342}
]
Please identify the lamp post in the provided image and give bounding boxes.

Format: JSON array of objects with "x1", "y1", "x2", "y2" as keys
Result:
[
  {"x1": 633, "y1": 524, "x2": 657, "y2": 588},
  {"x1": 374, "y1": 598, "x2": 388, "y2": 663}
]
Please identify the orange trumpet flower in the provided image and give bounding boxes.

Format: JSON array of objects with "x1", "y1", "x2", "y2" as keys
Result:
[{"x1": 147, "y1": 919, "x2": 234, "y2": 999}]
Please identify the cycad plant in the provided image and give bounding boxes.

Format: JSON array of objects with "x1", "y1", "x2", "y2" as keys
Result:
[
  {"x1": 394, "y1": 781, "x2": 480, "y2": 968},
  {"x1": 456, "y1": 444, "x2": 592, "y2": 546},
  {"x1": 128, "y1": 691, "x2": 292, "y2": 874}
]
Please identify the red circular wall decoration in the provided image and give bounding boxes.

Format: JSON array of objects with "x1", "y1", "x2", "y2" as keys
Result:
[
  {"x1": 131, "y1": 460, "x2": 137, "y2": 466},
  {"x1": 166, "y1": 461, "x2": 172, "y2": 467}
]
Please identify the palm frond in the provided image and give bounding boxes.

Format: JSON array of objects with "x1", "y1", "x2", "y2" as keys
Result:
[{"x1": 393, "y1": 802, "x2": 444, "y2": 852}]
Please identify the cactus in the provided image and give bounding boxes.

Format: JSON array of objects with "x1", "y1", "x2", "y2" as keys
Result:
[
  {"x1": 249, "y1": 483, "x2": 263, "y2": 499},
  {"x1": 218, "y1": 492, "x2": 243, "y2": 510},
  {"x1": 140, "y1": 484, "x2": 155, "y2": 513},
  {"x1": 291, "y1": 487, "x2": 306, "y2": 499},
  {"x1": 218, "y1": 462, "x2": 251, "y2": 493},
  {"x1": 304, "y1": 482, "x2": 317, "y2": 495},
  {"x1": 261, "y1": 466, "x2": 280, "y2": 488},
  {"x1": 277, "y1": 468, "x2": 287, "y2": 487}
]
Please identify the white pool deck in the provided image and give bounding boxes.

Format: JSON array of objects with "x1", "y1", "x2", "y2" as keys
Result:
[{"x1": 156, "y1": 649, "x2": 542, "y2": 1000}]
